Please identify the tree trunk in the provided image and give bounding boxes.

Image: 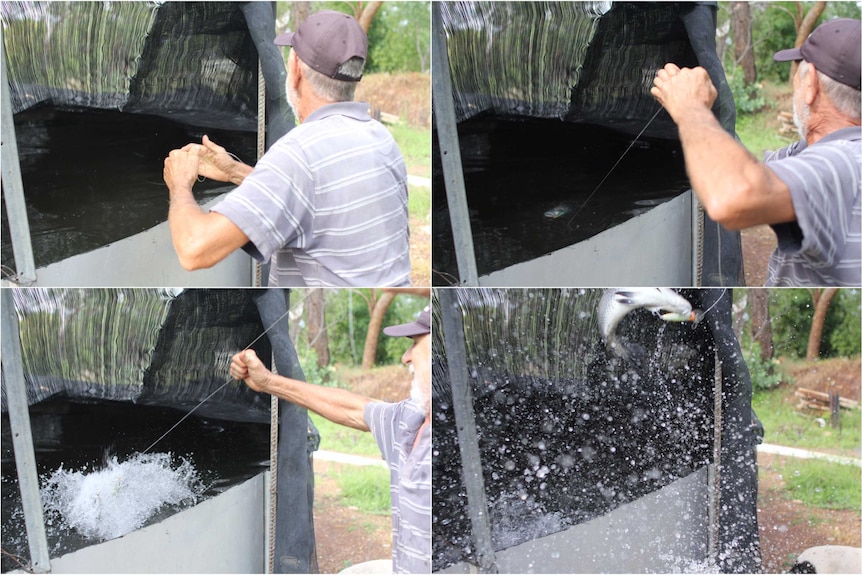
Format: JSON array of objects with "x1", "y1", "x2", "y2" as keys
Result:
[
  {"x1": 750, "y1": 288, "x2": 773, "y2": 361},
  {"x1": 306, "y1": 288, "x2": 329, "y2": 368},
  {"x1": 731, "y1": 1, "x2": 756, "y2": 84},
  {"x1": 806, "y1": 288, "x2": 838, "y2": 362},
  {"x1": 362, "y1": 290, "x2": 394, "y2": 369},
  {"x1": 354, "y1": 2, "x2": 383, "y2": 34},
  {"x1": 360, "y1": 288, "x2": 431, "y2": 369},
  {"x1": 290, "y1": 2, "x2": 312, "y2": 31},
  {"x1": 788, "y1": 1, "x2": 827, "y2": 80}
]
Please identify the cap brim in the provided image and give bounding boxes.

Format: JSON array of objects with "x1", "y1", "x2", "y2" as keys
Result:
[
  {"x1": 274, "y1": 31, "x2": 294, "y2": 46},
  {"x1": 774, "y1": 47, "x2": 803, "y2": 62},
  {"x1": 383, "y1": 323, "x2": 429, "y2": 337}
]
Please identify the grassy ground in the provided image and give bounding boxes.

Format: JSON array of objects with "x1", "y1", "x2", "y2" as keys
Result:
[
  {"x1": 752, "y1": 356, "x2": 861, "y2": 516},
  {"x1": 309, "y1": 365, "x2": 409, "y2": 517},
  {"x1": 753, "y1": 386, "x2": 861, "y2": 454},
  {"x1": 310, "y1": 412, "x2": 380, "y2": 457},
  {"x1": 774, "y1": 458, "x2": 861, "y2": 511},
  {"x1": 734, "y1": 81, "x2": 795, "y2": 158}
]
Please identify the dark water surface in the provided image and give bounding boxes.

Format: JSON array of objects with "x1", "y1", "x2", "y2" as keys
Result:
[
  {"x1": 1, "y1": 107, "x2": 257, "y2": 274},
  {"x1": 432, "y1": 116, "x2": 690, "y2": 284},
  {"x1": 1, "y1": 400, "x2": 271, "y2": 571}
]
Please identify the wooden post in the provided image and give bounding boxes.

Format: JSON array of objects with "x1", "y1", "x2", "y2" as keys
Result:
[{"x1": 829, "y1": 392, "x2": 841, "y2": 431}]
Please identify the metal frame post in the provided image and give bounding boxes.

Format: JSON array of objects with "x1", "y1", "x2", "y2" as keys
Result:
[
  {"x1": 1, "y1": 289, "x2": 50, "y2": 572},
  {"x1": 432, "y1": 4, "x2": 479, "y2": 286},
  {"x1": 1, "y1": 29, "x2": 37, "y2": 284},
  {"x1": 439, "y1": 289, "x2": 496, "y2": 572}
]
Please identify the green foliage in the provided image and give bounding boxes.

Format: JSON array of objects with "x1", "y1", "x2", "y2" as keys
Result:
[
  {"x1": 719, "y1": 2, "x2": 862, "y2": 84},
  {"x1": 366, "y1": 2, "x2": 431, "y2": 74},
  {"x1": 335, "y1": 466, "x2": 391, "y2": 514},
  {"x1": 321, "y1": 290, "x2": 428, "y2": 367},
  {"x1": 725, "y1": 66, "x2": 766, "y2": 115},
  {"x1": 769, "y1": 289, "x2": 861, "y2": 359},
  {"x1": 299, "y1": 348, "x2": 343, "y2": 388},
  {"x1": 776, "y1": 459, "x2": 861, "y2": 510},
  {"x1": 742, "y1": 341, "x2": 784, "y2": 392},
  {"x1": 734, "y1": 95, "x2": 794, "y2": 158}
]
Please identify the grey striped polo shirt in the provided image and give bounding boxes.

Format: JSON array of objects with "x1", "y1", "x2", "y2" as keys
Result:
[
  {"x1": 764, "y1": 126, "x2": 861, "y2": 286},
  {"x1": 364, "y1": 399, "x2": 431, "y2": 574},
  {"x1": 212, "y1": 102, "x2": 411, "y2": 287}
]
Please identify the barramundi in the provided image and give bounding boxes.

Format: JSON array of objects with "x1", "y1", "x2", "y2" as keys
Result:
[{"x1": 598, "y1": 288, "x2": 702, "y2": 359}]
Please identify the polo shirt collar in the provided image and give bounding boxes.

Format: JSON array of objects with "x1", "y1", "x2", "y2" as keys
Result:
[
  {"x1": 816, "y1": 126, "x2": 861, "y2": 144},
  {"x1": 305, "y1": 101, "x2": 370, "y2": 123}
]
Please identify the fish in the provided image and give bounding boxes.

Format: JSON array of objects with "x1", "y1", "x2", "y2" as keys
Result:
[{"x1": 597, "y1": 288, "x2": 702, "y2": 359}]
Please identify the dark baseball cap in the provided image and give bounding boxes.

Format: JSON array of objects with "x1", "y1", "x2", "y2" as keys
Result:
[
  {"x1": 274, "y1": 10, "x2": 367, "y2": 82},
  {"x1": 384, "y1": 305, "x2": 431, "y2": 338},
  {"x1": 773, "y1": 18, "x2": 861, "y2": 90}
]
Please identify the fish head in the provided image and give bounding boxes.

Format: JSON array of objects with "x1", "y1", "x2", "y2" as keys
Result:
[{"x1": 659, "y1": 309, "x2": 703, "y2": 325}]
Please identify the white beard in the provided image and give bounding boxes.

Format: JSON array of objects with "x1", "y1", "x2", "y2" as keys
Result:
[
  {"x1": 408, "y1": 364, "x2": 430, "y2": 414},
  {"x1": 286, "y1": 80, "x2": 300, "y2": 122}
]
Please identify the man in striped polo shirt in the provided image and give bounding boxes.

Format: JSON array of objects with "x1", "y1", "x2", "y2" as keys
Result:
[
  {"x1": 651, "y1": 18, "x2": 861, "y2": 286},
  {"x1": 164, "y1": 11, "x2": 411, "y2": 287},
  {"x1": 230, "y1": 305, "x2": 432, "y2": 573}
]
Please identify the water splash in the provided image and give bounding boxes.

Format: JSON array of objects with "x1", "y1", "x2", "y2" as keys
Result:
[{"x1": 41, "y1": 452, "x2": 203, "y2": 541}]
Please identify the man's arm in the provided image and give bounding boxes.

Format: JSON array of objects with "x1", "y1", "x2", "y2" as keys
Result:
[
  {"x1": 164, "y1": 148, "x2": 251, "y2": 270},
  {"x1": 230, "y1": 349, "x2": 372, "y2": 431},
  {"x1": 651, "y1": 64, "x2": 796, "y2": 230}
]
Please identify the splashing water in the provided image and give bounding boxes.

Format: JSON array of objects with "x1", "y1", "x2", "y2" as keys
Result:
[{"x1": 41, "y1": 452, "x2": 203, "y2": 541}]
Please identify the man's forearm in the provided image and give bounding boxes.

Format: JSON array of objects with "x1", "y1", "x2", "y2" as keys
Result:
[
  {"x1": 262, "y1": 373, "x2": 373, "y2": 431},
  {"x1": 676, "y1": 107, "x2": 794, "y2": 229}
]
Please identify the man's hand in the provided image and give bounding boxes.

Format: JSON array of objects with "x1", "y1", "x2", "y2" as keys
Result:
[
  {"x1": 651, "y1": 64, "x2": 718, "y2": 124},
  {"x1": 163, "y1": 148, "x2": 201, "y2": 192},
  {"x1": 181, "y1": 135, "x2": 249, "y2": 185},
  {"x1": 230, "y1": 349, "x2": 273, "y2": 393}
]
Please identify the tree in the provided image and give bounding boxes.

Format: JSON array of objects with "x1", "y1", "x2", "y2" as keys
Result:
[
  {"x1": 806, "y1": 288, "x2": 838, "y2": 361},
  {"x1": 750, "y1": 288, "x2": 773, "y2": 361},
  {"x1": 731, "y1": 1, "x2": 756, "y2": 84},
  {"x1": 771, "y1": 1, "x2": 827, "y2": 81},
  {"x1": 361, "y1": 287, "x2": 431, "y2": 368},
  {"x1": 351, "y1": 1, "x2": 383, "y2": 34},
  {"x1": 306, "y1": 288, "x2": 330, "y2": 368}
]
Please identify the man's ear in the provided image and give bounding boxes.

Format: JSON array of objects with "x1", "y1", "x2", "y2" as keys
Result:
[
  {"x1": 287, "y1": 50, "x2": 302, "y2": 89},
  {"x1": 804, "y1": 63, "x2": 820, "y2": 106}
]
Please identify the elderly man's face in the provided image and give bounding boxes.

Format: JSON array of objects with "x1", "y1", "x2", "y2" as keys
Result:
[{"x1": 403, "y1": 333, "x2": 431, "y2": 415}]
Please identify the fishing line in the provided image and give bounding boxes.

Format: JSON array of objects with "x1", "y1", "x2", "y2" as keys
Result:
[
  {"x1": 699, "y1": 288, "x2": 727, "y2": 320},
  {"x1": 141, "y1": 303, "x2": 293, "y2": 455},
  {"x1": 566, "y1": 106, "x2": 664, "y2": 230}
]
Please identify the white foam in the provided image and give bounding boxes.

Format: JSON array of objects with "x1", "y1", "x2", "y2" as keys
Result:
[{"x1": 42, "y1": 452, "x2": 203, "y2": 541}]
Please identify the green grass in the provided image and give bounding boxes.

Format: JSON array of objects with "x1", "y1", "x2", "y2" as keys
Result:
[
  {"x1": 387, "y1": 123, "x2": 431, "y2": 178},
  {"x1": 335, "y1": 466, "x2": 392, "y2": 515},
  {"x1": 776, "y1": 459, "x2": 862, "y2": 510},
  {"x1": 735, "y1": 108, "x2": 794, "y2": 159},
  {"x1": 753, "y1": 387, "x2": 862, "y2": 454},
  {"x1": 408, "y1": 184, "x2": 430, "y2": 221},
  {"x1": 309, "y1": 412, "x2": 381, "y2": 457}
]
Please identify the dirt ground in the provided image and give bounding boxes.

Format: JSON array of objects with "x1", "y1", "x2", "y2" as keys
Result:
[
  {"x1": 758, "y1": 451, "x2": 861, "y2": 573},
  {"x1": 313, "y1": 459, "x2": 393, "y2": 573}
]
